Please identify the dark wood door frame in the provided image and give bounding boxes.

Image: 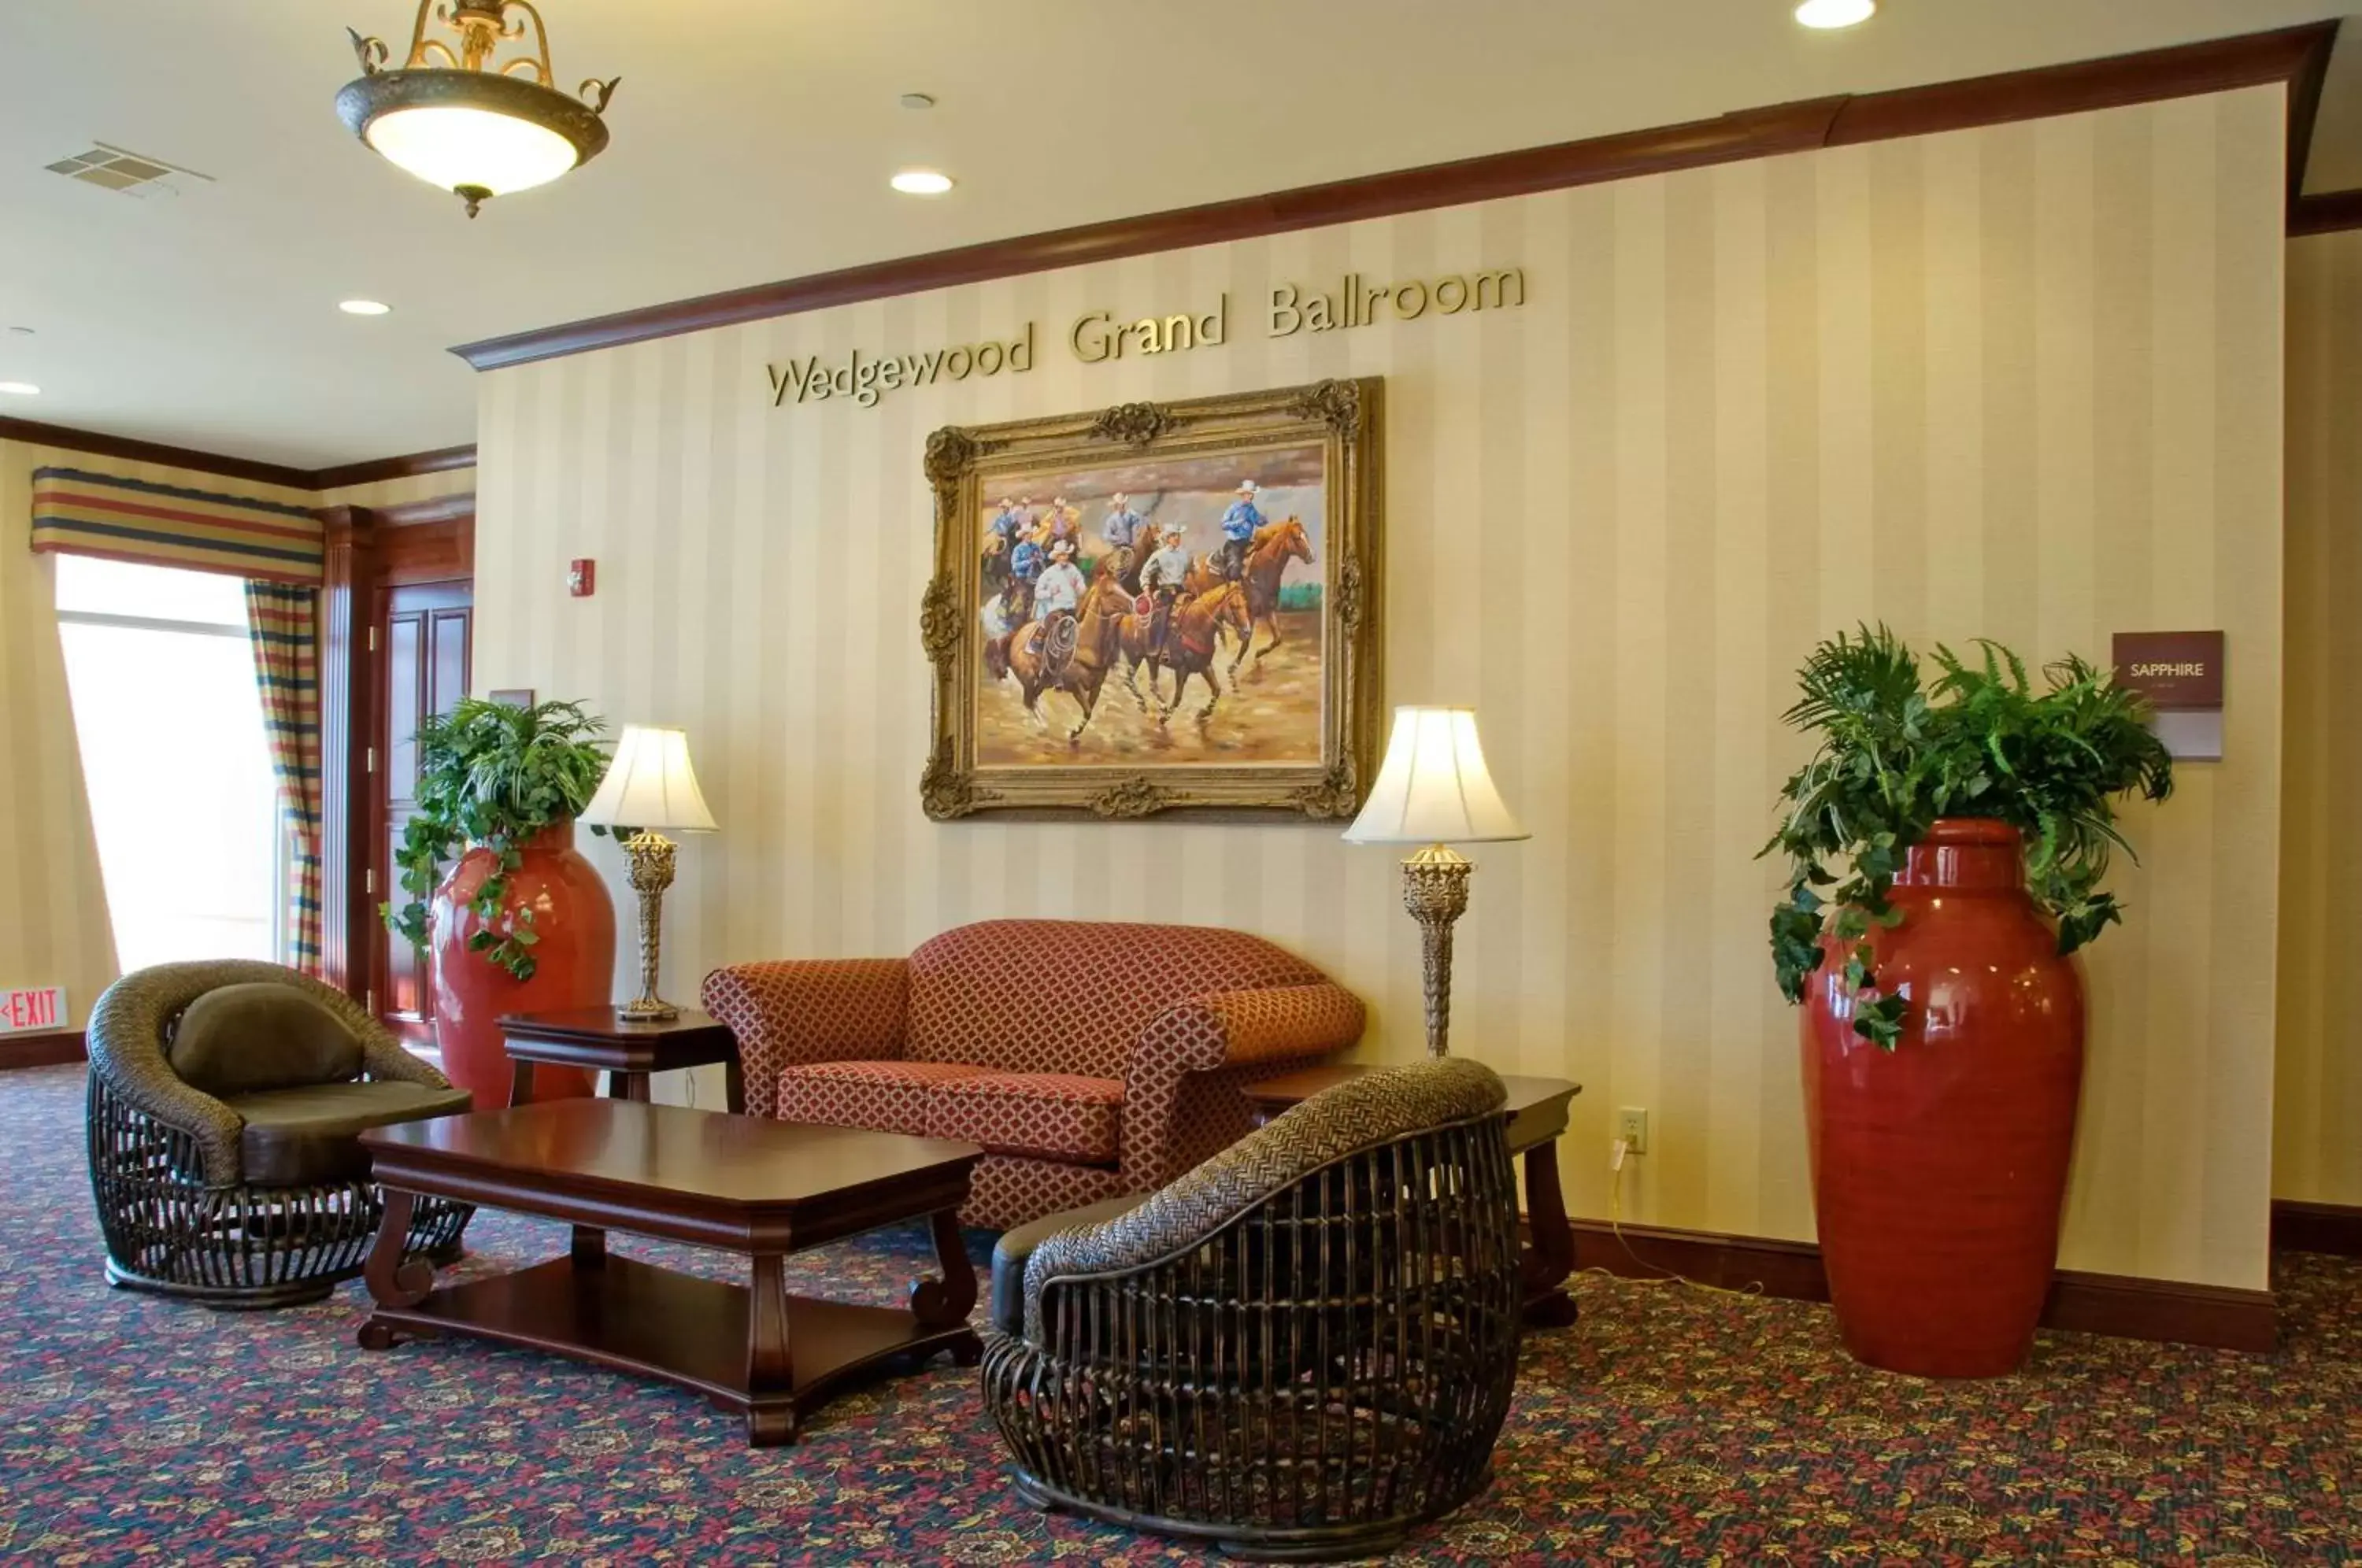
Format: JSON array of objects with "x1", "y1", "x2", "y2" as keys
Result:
[{"x1": 316, "y1": 495, "x2": 475, "y2": 1015}]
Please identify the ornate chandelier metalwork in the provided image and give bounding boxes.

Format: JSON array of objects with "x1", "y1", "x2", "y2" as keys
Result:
[{"x1": 337, "y1": 2, "x2": 618, "y2": 218}]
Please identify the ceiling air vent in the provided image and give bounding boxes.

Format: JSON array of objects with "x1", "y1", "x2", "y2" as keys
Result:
[{"x1": 44, "y1": 143, "x2": 213, "y2": 199}]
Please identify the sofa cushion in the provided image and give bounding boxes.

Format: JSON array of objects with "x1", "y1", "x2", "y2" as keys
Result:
[
  {"x1": 905, "y1": 919, "x2": 1325, "y2": 1078},
  {"x1": 927, "y1": 1071, "x2": 1124, "y2": 1163},
  {"x1": 224, "y1": 1079, "x2": 473, "y2": 1185},
  {"x1": 168, "y1": 983, "x2": 366, "y2": 1097},
  {"x1": 775, "y1": 1060, "x2": 989, "y2": 1138}
]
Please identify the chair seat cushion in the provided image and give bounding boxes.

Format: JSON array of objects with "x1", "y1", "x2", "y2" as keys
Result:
[
  {"x1": 775, "y1": 1060, "x2": 989, "y2": 1138},
  {"x1": 169, "y1": 983, "x2": 365, "y2": 1096},
  {"x1": 990, "y1": 1193, "x2": 1148, "y2": 1337},
  {"x1": 224, "y1": 1079, "x2": 473, "y2": 1186},
  {"x1": 927, "y1": 1072, "x2": 1125, "y2": 1163}
]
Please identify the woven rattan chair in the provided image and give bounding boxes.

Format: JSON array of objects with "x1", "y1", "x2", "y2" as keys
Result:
[
  {"x1": 983, "y1": 1057, "x2": 1523, "y2": 1562},
  {"x1": 86, "y1": 960, "x2": 473, "y2": 1309}
]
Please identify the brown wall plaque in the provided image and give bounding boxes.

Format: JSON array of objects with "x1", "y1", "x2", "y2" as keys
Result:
[{"x1": 2112, "y1": 631, "x2": 2224, "y2": 711}]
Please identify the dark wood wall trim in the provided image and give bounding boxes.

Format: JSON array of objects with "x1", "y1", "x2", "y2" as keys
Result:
[
  {"x1": 0, "y1": 1030, "x2": 87, "y2": 1070},
  {"x1": 371, "y1": 493, "x2": 476, "y2": 529},
  {"x1": 1570, "y1": 1218, "x2": 2279, "y2": 1354},
  {"x1": 312, "y1": 445, "x2": 480, "y2": 491},
  {"x1": 0, "y1": 414, "x2": 315, "y2": 490},
  {"x1": 451, "y1": 22, "x2": 2334, "y2": 372},
  {"x1": 2290, "y1": 189, "x2": 2362, "y2": 236},
  {"x1": 2271, "y1": 1199, "x2": 2362, "y2": 1256},
  {"x1": 1, "y1": 416, "x2": 476, "y2": 497},
  {"x1": 316, "y1": 506, "x2": 379, "y2": 1007}
]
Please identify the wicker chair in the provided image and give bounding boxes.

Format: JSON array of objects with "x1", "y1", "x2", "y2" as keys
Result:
[
  {"x1": 86, "y1": 960, "x2": 473, "y2": 1308},
  {"x1": 983, "y1": 1057, "x2": 1523, "y2": 1562}
]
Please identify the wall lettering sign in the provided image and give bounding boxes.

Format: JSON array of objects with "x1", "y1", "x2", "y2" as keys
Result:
[
  {"x1": 761, "y1": 268, "x2": 1526, "y2": 411},
  {"x1": 2112, "y1": 630, "x2": 2225, "y2": 761}
]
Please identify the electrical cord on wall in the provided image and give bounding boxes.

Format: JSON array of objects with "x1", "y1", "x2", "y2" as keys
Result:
[{"x1": 1579, "y1": 1138, "x2": 1765, "y2": 1299}]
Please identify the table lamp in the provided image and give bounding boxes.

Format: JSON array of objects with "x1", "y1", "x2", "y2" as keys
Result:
[
  {"x1": 1342, "y1": 707, "x2": 1528, "y2": 1057},
  {"x1": 579, "y1": 724, "x2": 719, "y2": 1021}
]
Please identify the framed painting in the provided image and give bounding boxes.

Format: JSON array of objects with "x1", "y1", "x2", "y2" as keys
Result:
[{"x1": 920, "y1": 377, "x2": 1382, "y2": 819}]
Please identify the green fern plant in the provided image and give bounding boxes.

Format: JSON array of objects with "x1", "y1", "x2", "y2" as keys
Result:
[
  {"x1": 380, "y1": 697, "x2": 613, "y2": 982},
  {"x1": 1763, "y1": 626, "x2": 2174, "y2": 1049}
]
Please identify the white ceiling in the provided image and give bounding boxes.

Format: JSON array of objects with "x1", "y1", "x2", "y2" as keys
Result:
[{"x1": 0, "y1": 0, "x2": 2353, "y2": 470}]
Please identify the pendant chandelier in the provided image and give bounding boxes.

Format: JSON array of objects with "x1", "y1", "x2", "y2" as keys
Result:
[{"x1": 337, "y1": 2, "x2": 618, "y2": 217}]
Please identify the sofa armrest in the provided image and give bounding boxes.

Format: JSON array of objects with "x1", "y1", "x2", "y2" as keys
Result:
[
  {"x1": 1120, "y1": 982, "x2": 1365, "y2": 1190},
  {"x1": 702, "y1": 959, "x2": 910, "y2": 1119}
]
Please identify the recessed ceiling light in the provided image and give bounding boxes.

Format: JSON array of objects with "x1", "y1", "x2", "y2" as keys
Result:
[
  {"x1": 1794, "y1": 0, "x2": 1875, "y2": 28},
  {"x1": 7, "y1": 326, "x2": 32, "y2": 336},
  {"x1": 898, "y1": 92, "x2": 936, "y2": 111},
  {"x1": 890, "y1": 169, "x2": 954, "y2": 196},
  {"x1": 0, "y1": 382, "x2": 40, "y2": 396},
  {"x1": 339, "y1": 298, "x2": 392, "y2": 316}
]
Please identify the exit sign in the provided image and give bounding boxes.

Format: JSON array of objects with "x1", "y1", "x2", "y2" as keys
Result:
[{"x1": 0, "y1": 986, "x2": 65, "y2": 1034}]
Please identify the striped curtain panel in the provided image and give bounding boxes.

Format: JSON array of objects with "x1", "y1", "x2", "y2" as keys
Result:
[
  {"x1": 244, "y1": 586, "x2": 323, "y2": 974},
  {"x1": 31, "y1": 467, "x2": 323, "y2": 582}
]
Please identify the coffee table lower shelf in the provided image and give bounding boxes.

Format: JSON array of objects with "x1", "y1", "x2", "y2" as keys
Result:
[{"x1": 360, "y1": 1252, "x2": 980, "y2": 1445}]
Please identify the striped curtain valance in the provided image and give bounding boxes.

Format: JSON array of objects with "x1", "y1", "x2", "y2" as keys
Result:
[{"x1": 31, "y1": 466, "x2": 324, "y2": 585}]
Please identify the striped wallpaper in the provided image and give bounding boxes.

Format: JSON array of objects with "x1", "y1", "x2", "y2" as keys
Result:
[
  {"x1": 494, "y1": 85, "x2": 2279, "y2": 1289},
  {"x1": 2276, "y1": 230, "x2": 2362, "y2": 1213}
]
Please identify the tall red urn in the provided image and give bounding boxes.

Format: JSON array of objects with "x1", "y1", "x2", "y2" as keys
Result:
[
  {"x1": 1801, "y1": 817, "x2": 2085, "y2": 1378},
  {"x1": 430, "y1": 820, "x2": 616, "y2": 1108}
]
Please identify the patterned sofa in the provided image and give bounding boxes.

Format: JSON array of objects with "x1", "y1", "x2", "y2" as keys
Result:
[{"x1": 702, "y1": 919, "x2": 1365, "y2": 1229}]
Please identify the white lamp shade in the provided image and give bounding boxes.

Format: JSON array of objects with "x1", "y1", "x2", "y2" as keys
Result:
[
  {"x1": 579, "y1": 725, "x2": 718, "y2": 832},
  {"x1": 1342, "y1": 707, "x2": 1527, "y2": 845}
]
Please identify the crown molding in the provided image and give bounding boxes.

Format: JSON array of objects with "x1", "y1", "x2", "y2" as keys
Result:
[
  {"x1": 0, "y1": 416, "x2": 476, "y2": 496},
  {"x1": 451, "y1": 21, "x2": 2337, "y2": 373},
  {"x1": 2290, "y1": 188, "x2": 2362, "y2": 236},
  {"x1": 310, "y1": 444, "x2": 479, "y2": 491}
]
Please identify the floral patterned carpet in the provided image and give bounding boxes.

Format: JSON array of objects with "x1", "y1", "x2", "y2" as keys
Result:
[{"x1": 6, "y1": 1062, "x2": 2360, "y2": 1566}]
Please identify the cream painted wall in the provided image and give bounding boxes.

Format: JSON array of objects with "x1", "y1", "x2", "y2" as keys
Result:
[
  {"x1": 2277, "y1": 230, "x2": 2362, "y2": 1211},
  {"x1": 0, "y1": 438, "x2": 317, "y2": 1031},
  {"x1": 473, "y1": 87, "x2": 2287, "y2": 1289}
]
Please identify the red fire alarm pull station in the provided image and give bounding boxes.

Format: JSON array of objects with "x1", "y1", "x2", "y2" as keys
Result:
[{"x1": 568, "y1": 559, "x2": 595, "y2": 597}]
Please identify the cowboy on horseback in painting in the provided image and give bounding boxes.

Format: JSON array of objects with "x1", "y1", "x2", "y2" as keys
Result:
[
  {"x1": 1101, "y1": 491, "x2": 1150, "y2": 589},
  {"x1": 1007, "y1": 531, "x2": 1045, "y2": 624},
  {"x1": 1139, "y1": 523, "x2": 1191, "y2": 664},
  {"x1": 1218, "y1": 479, "x2": 1264, "y2": 582},
  {"x1": 1028, "y1": 538, "x2": 1087, "y2": 679}
]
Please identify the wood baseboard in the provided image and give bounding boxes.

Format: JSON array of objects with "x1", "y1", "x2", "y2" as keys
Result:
[
  {"x1": 1569, "y1": 1217, "x2": 2277, "y2": 1354},
  {"x1": 0, "y1": 1030, "x2": 87, "y2": 1070},
  {"x1": 2271, "y1": 1199, "x2": 2362, "y2": 1258}
]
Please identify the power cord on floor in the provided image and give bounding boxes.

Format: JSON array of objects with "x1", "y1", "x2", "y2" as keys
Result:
[{"x1": 1576, "y1": 1137, "x2": 1765, "y2": 1300}]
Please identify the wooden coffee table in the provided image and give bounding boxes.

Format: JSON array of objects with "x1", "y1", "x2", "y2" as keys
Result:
[
  {"x1": 1246, "y1": 1065, "x2": 1583, "y2": 1327},
  {"x1": 356, "y1": 1100, "x2": 983, "y2": 1445}
]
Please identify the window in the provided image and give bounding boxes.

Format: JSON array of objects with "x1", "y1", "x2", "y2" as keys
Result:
[{"x1": 54, "y1": 557, "x2": 287, "y2": 971}]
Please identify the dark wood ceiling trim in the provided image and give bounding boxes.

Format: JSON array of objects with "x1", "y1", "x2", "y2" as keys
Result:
[
  {"x1": 2, "y1": 416, "x2": 478, "y2": 495},
  {"x1": 451, "y1": 21, "x2": 2338, "y2": 373},
  {"x1": 311, "y1": 444, "x2": 479, "y2": 490},
  {"x1": 2283, "y1": 18, "x2": 2339, "y2": 202},
  {"x1": 0, "y1": 414, "x2": 316, "y2": 491},
  {"x1": 2290, "y1": 188, "x2": 2362, "y2": 236}
]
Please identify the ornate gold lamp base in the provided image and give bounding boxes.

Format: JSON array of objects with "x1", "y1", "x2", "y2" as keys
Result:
[
  {"x1": 618, "y1": 829, "x2": 681, "y2": 1022},
  {"x1": 1401, "y1": 844, "x2": 1473, "y2": 1058}
]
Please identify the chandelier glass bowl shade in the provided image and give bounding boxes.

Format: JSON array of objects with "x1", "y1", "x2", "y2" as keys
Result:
[{"x1": 337, "y1": 2, "x2": 617, "y2": 217}]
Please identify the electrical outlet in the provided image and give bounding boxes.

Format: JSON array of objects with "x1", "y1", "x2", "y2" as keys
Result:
[{"x1": 1616, "y1": 1107, "x2": 1649, "y2": 1154}]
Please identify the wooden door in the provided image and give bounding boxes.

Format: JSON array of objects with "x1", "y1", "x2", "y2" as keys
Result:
[{"x1": 376, "y1": 580, "x2": 472, "y2": 1043}]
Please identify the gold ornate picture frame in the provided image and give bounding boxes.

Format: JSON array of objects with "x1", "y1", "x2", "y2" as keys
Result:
[{"x1": 920, "y1": 377, "x2": 1383, "y2": 820}]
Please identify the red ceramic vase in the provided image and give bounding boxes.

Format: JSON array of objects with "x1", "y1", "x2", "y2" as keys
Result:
[
  {"x1": 430, "y1": 820, "x2": 616, "y2": 1109},
  {"x1": 1801, "y1": 817, "x2": 2086, "y2": 1378}
]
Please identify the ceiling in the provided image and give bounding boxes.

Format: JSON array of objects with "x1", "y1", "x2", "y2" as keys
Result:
[{"x1": 1, "y1": 0, "x2": 2356, "y2": 470}]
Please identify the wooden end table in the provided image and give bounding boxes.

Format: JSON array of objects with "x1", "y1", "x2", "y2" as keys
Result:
[
  {"x1": 1246, "y1": 1064, "x2": 1583, "y2": 1328},
  {"x1": 357, "y1": 1100, "x2": 983, "y2": 1445},
  {"x1": 500, "y1": 1006, "x2": 743, "y2": 1114}
]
